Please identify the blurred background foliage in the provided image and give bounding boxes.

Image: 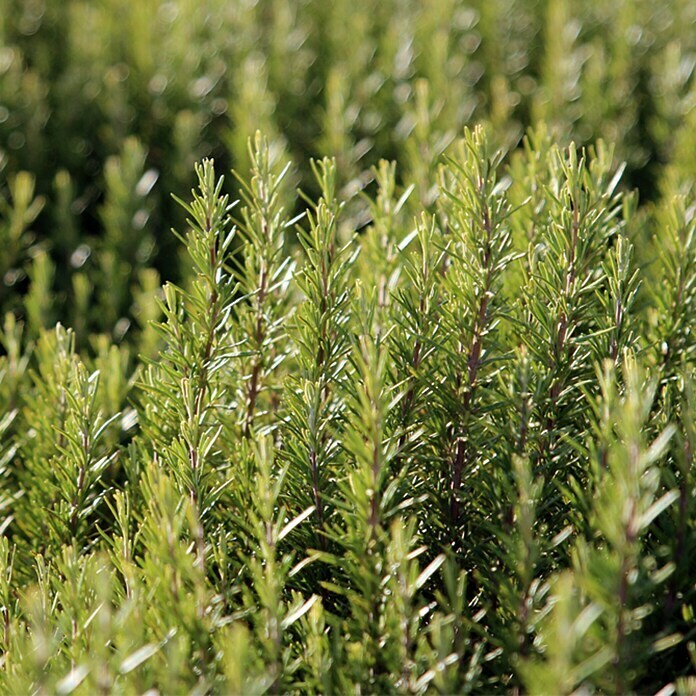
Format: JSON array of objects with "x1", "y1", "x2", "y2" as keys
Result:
[{"x1": 0, "y1": 0, "x2": 694, "y2": 351}]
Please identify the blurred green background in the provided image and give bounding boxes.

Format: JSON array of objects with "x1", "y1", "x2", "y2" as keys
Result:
[{"x1": 0, "y1": 0, "x2": 694, "y2": 347}]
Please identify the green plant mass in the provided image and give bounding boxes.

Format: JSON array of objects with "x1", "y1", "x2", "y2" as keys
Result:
[{"x1": 0, "y1": 0, "x2": 695, "y2": 693}]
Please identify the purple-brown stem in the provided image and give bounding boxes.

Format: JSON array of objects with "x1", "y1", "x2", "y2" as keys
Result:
[
  {"x1": 185, "y1": 230, "x2": 224, "y2": 576},
  {"x1": 539, "y1": 201, "x2": 581, "y2": 465},
  {"x1": 368, "y1": 440, "x2": 381, "y2": 534},
  {"x1": 449, "y1": 196, "x2": 494, "y2": 526},
  {"x1": 243, "y1": 259, "x2": 269, "y2": 438}
]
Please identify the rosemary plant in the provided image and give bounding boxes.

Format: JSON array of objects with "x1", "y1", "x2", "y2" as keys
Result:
[{"x1": 0, "y1": 122, "x2": 694, "y2": 692}]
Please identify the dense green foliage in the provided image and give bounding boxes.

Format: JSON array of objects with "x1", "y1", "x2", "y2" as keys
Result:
[{"x1": 0, "y1": 0, "x2": 695, "y2": 693}]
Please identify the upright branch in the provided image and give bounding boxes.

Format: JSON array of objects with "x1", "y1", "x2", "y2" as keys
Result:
[
  {"x1": 392, "y1": 214, "x2": 444, "y2": 460},
  {"x1": 8, "y1": 325, "x2": 123, "y2": 566},
  {"x1": 139, "y1": 159, "x2": 237, "y2": 550},
  {"x1": 647, "y1": 187, "x2": 695, "y2": 621},
  {"x1": 650, "y1": 194, "x2": 695, "y2": 378},
  {"x1": 282, "y1": 158, "x2": 355, "y2": 544},
  {"x1": 515, "y1": 142, "x2": 628, "y2": 484},
  {"x1": 174, "y1": 161, "x2": 235, "y2": 499},
  {"x1": 436, "y1": 126, "x2": 515, "y2": 530},
  {"x1": 325, "y1": 328, "x2": 403, "y2": 691},
  {"x1": 234, "y1": 133, "x2": 293, "y2": 439},
  {"x1": 342, "y1": 294, "x2": 396, "y2": 544}
]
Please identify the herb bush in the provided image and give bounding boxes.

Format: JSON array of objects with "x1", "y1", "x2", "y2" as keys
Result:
[
  {"x1": 0, "y1": 1, "x2": 695, "y2": 694},
  {"x1": 0, "y1": 127, "x2": 693, "y2": 693}
]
